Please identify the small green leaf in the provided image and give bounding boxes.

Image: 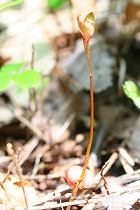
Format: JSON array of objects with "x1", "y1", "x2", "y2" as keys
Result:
[
  {"x1": 0, "y1": 0, "x2": 24, "y2": 11},
  {"x1": 0, "y1": 72, "x2": 11, "y2": 91},
  {"x1": 1, "y1": 63, "x2": 24, "y2": 74},
  {"x1": 123, "y1": 81, "x2": 140, "y2": 109},
  {"x1": 12, "y1": 70, "x2": 40, "y2": 89},
  {"x1": 48, "y1": 0, "x2": 66, "y2": 10}
]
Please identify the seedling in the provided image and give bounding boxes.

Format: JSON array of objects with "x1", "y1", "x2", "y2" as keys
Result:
[
  {"x1": 0, "y1": 63, "x2": 49, "y2": 114},
  {"x1": 0, "y1": 63, "x2": 41, "y2": 91},
  {"x1": 65, "y1": 12, "x2": 95, "y2": 208}
]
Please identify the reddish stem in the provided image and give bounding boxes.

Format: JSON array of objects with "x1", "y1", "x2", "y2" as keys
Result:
[{"x1": 66, "y1": 39, "x2": 94, "y2": 210}]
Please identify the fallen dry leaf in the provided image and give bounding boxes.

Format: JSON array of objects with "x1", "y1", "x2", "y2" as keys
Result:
[{"x1": 0, "y1": 173, "x2": 37, "y2": 209}]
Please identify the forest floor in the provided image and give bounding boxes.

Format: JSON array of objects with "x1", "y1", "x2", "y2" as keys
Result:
[{"x1": 0, "y1": 0, "x2": 140, "y2": 209}]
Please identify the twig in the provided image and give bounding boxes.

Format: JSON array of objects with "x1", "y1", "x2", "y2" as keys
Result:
[
  {"x1": 118, "y1": 147, "x2": 135, "y2": 167},
  {"x1": 31, "y1": 44, "x2": 35, "y2": 70},
  {"x1": 28, "y1": 199, "x2": 88, "y2": 210},
  {"x1": 31, "y1": 153, "x2": 42, "y2": 175},
  {"x1": 20, "y1": 183, "x2": 140, "y2": 210},
  {"x1": 119, "y1": 154, "x2": 134, "y2": 174},
  {"x1": 7, "y1": 143, "x2": 28, "y2": 209},
  {"x1": 95, "y1": 152, "x2": 118, "y2": 184},
  {"x1": 29, "y1": 191, "x2": 67, "y2": 207},
  {"x1": 29, "y1": 43, "x2": 38, "y2": 113},
  {"x1": 14, "y1": 110, "x2": 49, "y2": 143},
  {"x1": 100, "y1": 161, "x2": 110, "y2": 195},
  {"x1": 2, "y1": 160, "x2": 16, "y2": 183},
  {"x1": 18, "y1": 137, "x2": 39, "y2": 166},
  {"x1": 53, "y1": 113, "x2": 76, "y2": 140}
]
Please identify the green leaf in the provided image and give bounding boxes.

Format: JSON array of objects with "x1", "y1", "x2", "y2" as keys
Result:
[
  {"x1": 123, "y1": 81, "x2": 140, "y2": 109},
  {"x1": 38, "y1": 77, "x2": 50, "y2": 90},
  {"x1": 1, "y1": 63, "x2": 24, "y2": 74},
  {"x1": 12, "y1": 70, "x2": 40, "y2": 89},
  {"x1": 0, "y1": 0, "x2": 24, "y2": 11},
  {"x1": 0, "y1": 72, "x2": 11, "y2": 91},
  {"x1": 48, "y1": 0, "x2": 66, "y2": 10}
]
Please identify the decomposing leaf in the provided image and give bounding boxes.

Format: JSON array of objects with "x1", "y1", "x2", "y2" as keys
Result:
[{"x1": 0, "y1": 173, "x2": 36, "y2": 209}]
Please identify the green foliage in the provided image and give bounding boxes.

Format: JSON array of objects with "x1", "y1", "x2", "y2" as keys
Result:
[
  {"x1": 0, "y1": 72, "x2": 11, "y2": 91},
  {"x1": 0, "y1": 0, "x2": 24, "y2": 11},
  {"x1": 123, "y1": 81, "x2": 140, "y2": 109},
  {"x1": 12, "y1": 70, "x2": 40, "y2": 89},
  {"x1": 0, "y1": 63, "x2": 48, "y2": 91},
  {"x1": 1, "y1": 63, "x2": 24, "y2": 73},
  {"x1": 48, "y1": 0, "x2": 66, "y2": 10}
]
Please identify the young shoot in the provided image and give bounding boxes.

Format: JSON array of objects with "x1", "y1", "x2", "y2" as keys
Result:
[{"x1": 65, "y1": 12, "x2": 95, "y2": 209}]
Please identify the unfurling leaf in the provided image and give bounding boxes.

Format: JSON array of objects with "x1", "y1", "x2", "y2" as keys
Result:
[{"x1": 77, "y1": 12, "x2": 94, "y2": 42}]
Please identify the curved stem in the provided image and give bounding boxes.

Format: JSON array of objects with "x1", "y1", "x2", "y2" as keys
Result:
[
  {"x1": 66, "y1": 40, "x2": 94, "y2": 210},
  {"x1": 77, "y1": 39, "x2": 94, "y2": 184}
]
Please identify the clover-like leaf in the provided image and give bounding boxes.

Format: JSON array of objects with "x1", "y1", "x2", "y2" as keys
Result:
[
  {"x1": 1, "y1": 63, "x2": 24, "y2": 74},
  {"x1": 12, "y1": 70, "x2": 40, "y2": 89},
  {"x1": 77, "y1": 12, "x2": 94, "y2": 42}
]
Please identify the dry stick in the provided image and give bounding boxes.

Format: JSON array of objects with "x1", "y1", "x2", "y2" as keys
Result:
[
  {"x1": 68, "y1": 0, "x2": 76, "y2": 50},
  {"x1": 100, "y1": 161, "x2": 110, "y2": 195},
  {"x1": 95, "y1": 152, "x2": 119, "y2": 185},
  {"x1": 23, "y1": 186, "x2": 140, "y2": 210},
  {"x1": 14, "y1": 110, "x2": 48, "y2": 142},
  {"x1": 66, "y1": 39, "x2": 94, "y2": 210},
  {"x1": 31, "y1": 44, "x2": 35, "y2": 70},
  {"x1": 7, "y1": 144, "x2": 28, "y2": 209},
  {"x1": 2, "y1": 161, "x2": 16, "y2": 183},
  {"x1": 27, "y1": 43, "x2": 37, "y2": 127}
]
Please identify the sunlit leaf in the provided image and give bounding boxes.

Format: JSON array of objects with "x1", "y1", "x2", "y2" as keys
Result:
[
  {"x1": 48, "y1": 0, "x2": 66, "y2": 10},
  {"x1": 12, "y1": 70, "x2": 40, "y2": 89},
  {"x1": 1, "y1": 63, "x2": 24, "y2": 73},
  {"x1": 0, "y1": 72, "x2": 11, "y2": 91},
  {"x1": 123, "y1": 80, "x2": 140, "y2": 109}
]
